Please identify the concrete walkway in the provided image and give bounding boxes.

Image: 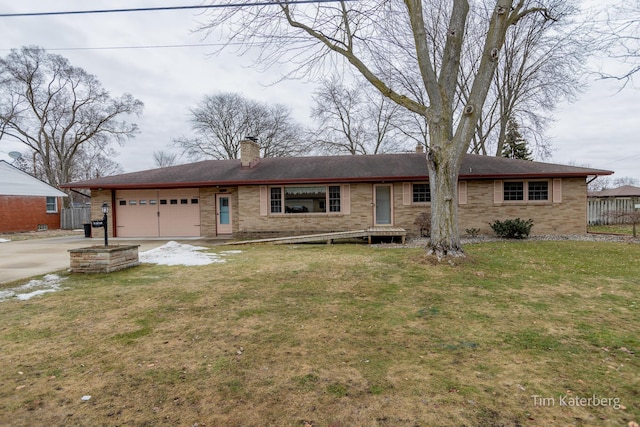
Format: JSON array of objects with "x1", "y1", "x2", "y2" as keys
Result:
[{"x1": 0, "y1": 236, "x2": 165, "y2": 285}]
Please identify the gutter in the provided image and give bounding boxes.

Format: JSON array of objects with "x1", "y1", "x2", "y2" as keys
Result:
[{"x1": 61, "y1": 171, "x2": 614, "y2": 190}]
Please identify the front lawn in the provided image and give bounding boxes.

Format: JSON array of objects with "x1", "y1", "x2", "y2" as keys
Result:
[
  {"x1": 0, "y1": 241, "x2": 638, "y2": 426},
  {"x1": 589, "y1": 224, "x2": 637, "y2": 236}
]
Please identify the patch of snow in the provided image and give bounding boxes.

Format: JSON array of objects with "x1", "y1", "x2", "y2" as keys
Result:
[
  {"x1": 139, "y1": 241, "x2": 232, "y2": 266},
  {"x1": 220, "y1": 250, "x2": 243, "y2": 255},
  {"x1": 0, "y1": 274, "x2": 67, "y2": 302},
  {"x1": 15, "y1": 289, "x2": 59, "y2": 301},
  {"x1": 0, "y1": 238, "x2": 10, "y2": 243}
]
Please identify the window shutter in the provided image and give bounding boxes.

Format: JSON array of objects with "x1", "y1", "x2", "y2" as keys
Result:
[
  {"x1": 458, "y1": 181, "x2": 468, "y2": 205},
  {"x1": 341, "y1": 184, "x2": 351, "y2": 214},
  {"x1": 553, "y1": 179, "x2": 562, "y2": 203},
  {"x1": 494, "y1": 180, "x2": 503, "y2": 204},
  {"x1": 259, "y1": 186, "x2": 268, "y2": 216},
  {"x1": 403, "y1": 183, "x2": 412, "y2": 205}
]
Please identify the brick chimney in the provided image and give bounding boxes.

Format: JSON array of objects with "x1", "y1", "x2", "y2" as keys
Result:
[
  {"x1": 415, "y1": 144, "x2": 424, "y2": 153},
  {"x1": 240, "y1": 137, "x2": 260, "y2": 168}
]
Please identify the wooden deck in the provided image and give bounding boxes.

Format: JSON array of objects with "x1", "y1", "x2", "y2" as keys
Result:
[{"x1": 225, "y1": 227, "x2": 407, "y2": 245}]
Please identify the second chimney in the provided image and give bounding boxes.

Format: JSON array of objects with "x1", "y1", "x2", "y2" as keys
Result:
[{"x1": 240, "y1": 137, "x2": 260, "y2": 168}]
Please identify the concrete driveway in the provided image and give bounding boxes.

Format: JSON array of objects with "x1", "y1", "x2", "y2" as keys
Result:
[{"x1": 0, "y1": 236, "x2": 165, "y2": 284}]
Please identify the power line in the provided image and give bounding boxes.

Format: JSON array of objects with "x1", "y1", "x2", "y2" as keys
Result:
[
  {"x1": 0, "y1": 0, "x2": 349, "y2": 18},
  {"x1": 0, "y1": 37, "x2": 310, "y2": 53},
  {"x1": 601, "y1": 152, "x2": 640, "y2": 166},
  {"x1": 31, "y1": 43, "x2": 247, "y2": 52}
]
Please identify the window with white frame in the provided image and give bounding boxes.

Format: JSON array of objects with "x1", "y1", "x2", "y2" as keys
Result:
[
  {"x1": 270, "y1": 185, "x2": 341, "y2": 214},
  {"x1": 46, "y1": 197, "x2": 58, "y2": 213},
  {"x1": 270, "y1": 187, "x2": 282, "y2": 213}
]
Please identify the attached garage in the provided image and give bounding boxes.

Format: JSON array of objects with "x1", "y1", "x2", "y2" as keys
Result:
[{"x1": 115, "y1": 189, "x2": 201, "y2": 237}]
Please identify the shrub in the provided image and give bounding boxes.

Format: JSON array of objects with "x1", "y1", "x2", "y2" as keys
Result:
[
  {"x1": 465, "y1": 228, "x2": 480, "y2": 237},
  {"x1": 490, "y1": 218, "x2": 534, "y2": 239},
  {"x1": 413, "y1": 212, "x2": 431, "y2": 237}
]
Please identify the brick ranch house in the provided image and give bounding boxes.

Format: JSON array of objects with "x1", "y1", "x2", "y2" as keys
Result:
[
  {"x1": 0, "y1": 160, "x2": 68, "y2": 233},
  {"x1": 62, "y1": 140, "x2": 612, "y2": 240}
]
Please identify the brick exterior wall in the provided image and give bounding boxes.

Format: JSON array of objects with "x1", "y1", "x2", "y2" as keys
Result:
[
  {"x1": 200, "y1": 187, "x2": 216, "y2": 237},
  {"x1": 199, "y1": 187, "x2": 238, "y2": 237},
  {"x1": 89, "y1": 177, "x2": 588, "y2": 239},
  {"x1": 235, "y1": 184, "x2": 375, "y2": 238},
  {"x1": 458, "y1": 178, "x2": 587, "y2": 235},
  {"x1": 90, "y1": 190, "x2": 113, "y2": 238},
  {"x1": 0, "y1": 195, "x2": 63, "y2": 233},
  {"x1": 234, "y1": 178, "x2": 588, "y2": 238}
]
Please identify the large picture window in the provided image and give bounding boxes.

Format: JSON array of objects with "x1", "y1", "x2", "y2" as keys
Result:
[{"x1": 270, "y1": 185, "x2": 341, "y2": 214}]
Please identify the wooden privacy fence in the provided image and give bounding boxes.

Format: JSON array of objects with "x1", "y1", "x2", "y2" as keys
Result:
[
  {"x1": 61, "y1": 207, "x2": 91, "y2": 230},
  {"x1": 587, "y1": 198, "x2": 638, "y2": 225}
]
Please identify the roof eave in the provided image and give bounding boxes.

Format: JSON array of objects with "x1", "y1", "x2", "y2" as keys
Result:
[
  {"x1": 460, "y1": 171, "x2": 614, "y2": 179},
  {"x1": 61, "y1": 167, "x2": 614, "y2": 190}
]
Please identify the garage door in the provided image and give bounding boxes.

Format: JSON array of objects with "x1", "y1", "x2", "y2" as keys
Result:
[{"x1": 115, "y1": 189, "x2": 201, "y2": 237}]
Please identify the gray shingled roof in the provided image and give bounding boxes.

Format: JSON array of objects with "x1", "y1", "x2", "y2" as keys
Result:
[
  {"x1": 62, "y1": 153, "x2": 612, "y2": 189},
  {"x1": 590, "y1": 185, "x2": 640, "y2": 198}
]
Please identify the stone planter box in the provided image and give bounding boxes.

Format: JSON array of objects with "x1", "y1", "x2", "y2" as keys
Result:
[{"x1": 69, "y1": 245, "x2": 140, "y2": 274}]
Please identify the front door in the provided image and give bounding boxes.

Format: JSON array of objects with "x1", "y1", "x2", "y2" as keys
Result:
[
  {"x1": 374, "y1": 184, "x2": 392, "y2": 225},
  {"x1": 216, "y1": 194, "x2": 232, "y2": 234}
]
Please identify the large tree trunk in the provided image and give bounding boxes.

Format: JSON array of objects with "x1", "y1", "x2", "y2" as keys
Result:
[{"x1": 426, "y1": 142, "x2": 465, "y2": 260}]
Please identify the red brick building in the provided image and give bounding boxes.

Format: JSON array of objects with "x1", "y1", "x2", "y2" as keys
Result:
[{"x1": 0, "y1": 160, "x2": 67, "y2": 233}]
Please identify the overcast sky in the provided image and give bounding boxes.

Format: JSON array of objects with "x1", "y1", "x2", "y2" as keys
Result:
[{"x1": 0, "y1": 0, "x2": 638, "y2": 183}]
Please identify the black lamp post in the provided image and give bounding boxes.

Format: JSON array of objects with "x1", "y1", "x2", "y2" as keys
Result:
[{"x1": 101, "y1": 202, "x2": 109, "y2": 247}]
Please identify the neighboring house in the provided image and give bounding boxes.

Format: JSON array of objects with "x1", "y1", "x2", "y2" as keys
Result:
[
  {"x1": 587, "y1": 185, "x2": 640, "y2": 225},
  {"x1": 62, "y1": 140, "x2": 612, "y2": 239},
  {"x1": 0, "y1": 160, "x2": 68, "y2": 233}
]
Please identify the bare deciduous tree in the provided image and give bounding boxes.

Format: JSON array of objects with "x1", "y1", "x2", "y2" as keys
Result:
[
  {"x1": 311, "y1": 75, "x2": 410, "y2": 155},
  {"x1": 153, "y1": 150, "x2": 180, "y2": 168},
  {"x1": 174, "y1": 92, "x2": 306, "y2": 160},
  {"x1": 198, "y1": 0, "x2": 560, "y2": 258},
  {"x1": 69, "y1": 146, "x2": 124, "y2": 181},
  {"x1": 596, "y1": 1, "x2": 640, "y2": 86},
  {"x1": 588, "y1": 175, "x2": 639, "y2": 193},
  {"x1": 465, "y1": 0, "x2": 589, "y2": 159},
  {"x1": 0, "y1": 46, "x2": 143, "y2": 198}
]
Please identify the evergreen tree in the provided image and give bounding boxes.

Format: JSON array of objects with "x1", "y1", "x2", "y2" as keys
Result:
[{"x1": 502, "y1": 119, "x2": 533, "y2": 160}]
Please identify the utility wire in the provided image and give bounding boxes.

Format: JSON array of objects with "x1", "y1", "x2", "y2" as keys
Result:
[
  {"x1": 0, "y1": 36, "x2": 311, "y2": 52},
  {"x1": 0, "y1": 0, "x2": 350, "y2": 18},
  {"x1": 601, "y1": 152, "x2": 640, "y2": 166},
  {"x1": 33, "y1": 43, "x2": 249, "y2": 52}
]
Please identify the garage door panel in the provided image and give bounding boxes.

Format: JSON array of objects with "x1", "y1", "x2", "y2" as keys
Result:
[
  {"x1": 115, "y1": 190, "x2": 160, "y2": 237},
  {"x1": 158, "y1": 189, "x2": 200, "y2": 237}
]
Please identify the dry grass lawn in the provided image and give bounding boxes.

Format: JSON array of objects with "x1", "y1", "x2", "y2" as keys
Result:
[
  {"x1": 0, "y1": 241, "x2": 638, "y2": 426},
  {"x1": 588, "y1": 224, "x2": 637, "y2": 236}
]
